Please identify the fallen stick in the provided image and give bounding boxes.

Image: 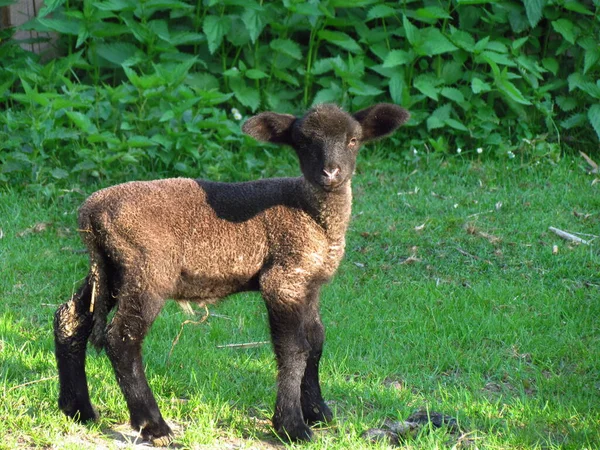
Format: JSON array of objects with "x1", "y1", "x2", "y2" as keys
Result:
[
  {"x1": 456, "y1": 248, "x2": 493, "y2": 265},
  {"x1": 6, "y1": 376, "x2": 58, "y2": 394},
  {"x1": 166, "y1": 306, "x2": 209, "y2": 364},
  {"x1": 549, "y1": 227, "x2": 589, "y2": 245},
  {"x1": 216, "y1": 341, "x2": 270, "y2": 349}
]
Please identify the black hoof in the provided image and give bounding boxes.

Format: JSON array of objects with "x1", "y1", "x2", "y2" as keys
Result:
[
  {"x1": 303, "y1": 401, "x2": 333, "y2": 425},
  {"x1": 60, "y1": 400, "x2": 99, "y2": 423},
  {"x1": 275, "y1": 419, "x2": 313, "y2": 442},
  {"x1": 138, "y1": 420, "x2": 174, "y2": 447}
]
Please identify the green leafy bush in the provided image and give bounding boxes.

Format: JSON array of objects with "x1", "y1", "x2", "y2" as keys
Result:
[{"x1": 1, "y1": 0, "x2": 599, "y2": 188}]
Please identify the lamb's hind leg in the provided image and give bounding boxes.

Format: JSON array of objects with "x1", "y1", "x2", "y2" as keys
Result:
[
  {"x1": 105, "y1": 288, "x2": 172, "y2": 446},
  {"x1": 54, "y1": 276, "x2": 98, "y2": 422}
]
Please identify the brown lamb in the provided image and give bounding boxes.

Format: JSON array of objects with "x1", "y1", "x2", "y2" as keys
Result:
[{"x1": 54, "y1": 103, "x2": 410, "y2": 445}]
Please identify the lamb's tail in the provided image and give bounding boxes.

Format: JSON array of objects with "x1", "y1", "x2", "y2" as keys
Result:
[{"x1": 78, "y1": 210, "x2": 116, "y2": 351}]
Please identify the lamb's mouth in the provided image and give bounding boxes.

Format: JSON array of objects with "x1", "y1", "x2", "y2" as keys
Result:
[{"x1": 319, "y1": 178, "x2": 347, "y2": 192}]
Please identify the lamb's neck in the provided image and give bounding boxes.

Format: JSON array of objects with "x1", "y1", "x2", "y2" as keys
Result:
[{"x1": 300, "y1": 180, "x2": 353, "y2": 241}]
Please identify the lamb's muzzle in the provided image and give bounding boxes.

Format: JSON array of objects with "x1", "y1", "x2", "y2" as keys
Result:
[{"x1": 53, "y1": 103, "x2": 410, "y2": 445}]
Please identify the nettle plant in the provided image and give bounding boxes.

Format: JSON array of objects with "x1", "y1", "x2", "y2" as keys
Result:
[{"x1": 1, "y1": 0, "x2": 599, "y2": 187}]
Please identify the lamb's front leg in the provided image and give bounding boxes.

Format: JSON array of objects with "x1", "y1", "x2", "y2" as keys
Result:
[
  {"x1": 300, "y1": 294, "x2": 333, "y2": 425},
  {"x1": 262, "y1": 273, "x2": 314, "y2": 442}
]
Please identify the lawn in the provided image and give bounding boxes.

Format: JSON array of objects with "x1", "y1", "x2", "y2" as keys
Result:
[{"x1": 1, "y1": 154, "x2": 599, "y2": 449}]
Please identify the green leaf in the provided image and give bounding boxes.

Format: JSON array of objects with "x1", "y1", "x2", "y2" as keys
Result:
[
  {"x1": 568, "y1": 72, "x2": 600, "y2": 98},
  {"x1": 51, "y1": 168, "x2": 69, "y2": 179},
  {"x1": 66, "y1": 111, "x2": 97, "y2": 134},
  {"x1": 203, "y1": 15, "x2": 231, "y2": 54},
  {"x1": 524, "y1": 0, "x2": 546, "y2": 28},
  {"x1": 584, "y1": 48, "x2": 600, "y2": 75},
  {"x1": 448, "y1": 28, "x2": 475, "y2": 52},
  {"x1": 367, "y1": 4, "x2": 396, "y2": 20},
  {"x1": 563, "y1": 0, "x2": 593, "y2": 15},
  {"x1": 382, "y1": 50, "x2": 412, "y2": 68},
  {"x1": 0, "y1": 0, "x2": 17, "y2": 6},
  {"x1": 427, "y1": 104, "x2": 451, "y2": 130},
  {"x1": 402, "y1": 15, "x2": 418, "y2": 46},
  {"x1": 551, "y1": 19, "x2": 576, "y2": 44},
  {"x1": 495, "y1": 75, "x2": 532, "y2": 105},
  {"x1": 414, "y1": 76, "x2": 439, "y2": 100},
  {"x1": 512, "y1": 36, "x2": 529, "y2": 51},
  {"x1": 479, "y1": 51, "x2": 516, "y2": 67},
  {"x1": 417, "y1": 28, "x2": 458, "y2": 55},
  {"x1": 556, "y1": 96, "x2": 578, "y2": 112},
  {"x1": 245, "y1": 69, "x2": 269, "y2": 80},
  {"x1": 389, "y1": 73, "x2": 405, "y2": 104},
  {"x1": 96, "y1": 43, "x2": 138, "y2": 66},
  {"x1": 414, "y1": 7, "x2": 451, "y2": 21},
  {"x1": 37, "y1": 0, "x2": 65, "y2": 16},
  {"x1": 93, "y1": 0, "x2": 135, "y2": 12},
  {"x1": 37, "y1": 17, "x2": 81, "y2": 35},
  {"x1": 473, "y1": 36, "x2": 490, "y2": 53},
  {"x1": 542, "y1": 57, "x2": 558, "y2": 76},
  {"x1": 312, "y1": 88, "x2": 341, "y2": 106},
  {"x1": 471, "y1": 77, "x2": 491, "y2": 94},
  {"x1": 318, "y1": 30, "x2": 362, "y2": 54},
  {"x1": 445, "y1": 118, "x2": 469, "y2": 131},
  {"x1": 589, "y1": 104, "x2": 600, "y2": 141},
  {"x1": 230, "y1": 77, "x2": 260, "y2": 111},
  {"x1": 330, "y1": 0, "x2": 378, "y2": 6},
  {"x1": 273, "y1": 69, "x2": 299, "y2": 87},
  {"x1": 159, "y1": 110, "x2": 175, "y2": 122},
  {"x1": 561, "y1": 113, "x2": 587, "y2": 129},
  {"x1": 128, "y1": 135, "x2": 156, "y2": 147},
  {"x1": 241, "y1": 7, "x2": 266, "y2": 43},
  {"x1": 441, "y1": 87, "x2": 465, "y2": 104},
  {"x1": 270, "y1": 39, "x2": 302, "y2": 60},
  {"x1": 348, "y1": 80, "x2": 384, "y2": 97}
]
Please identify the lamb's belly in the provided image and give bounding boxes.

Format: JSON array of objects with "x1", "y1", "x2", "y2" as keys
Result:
[
  {"x1": 174, "y1": 251, "x2": 262, "y2": 301},
  {"x1": 174, "y1": 270, "x2": 258, "y2": 303}
]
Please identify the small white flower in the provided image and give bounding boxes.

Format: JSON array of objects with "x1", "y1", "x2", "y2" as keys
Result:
[
  {"x1": 477, "y1": 147, "x2": 483, "y2": 154},
  {"x1": 231, "y1": 108, "x2": 242, "y2": 121},
  {"x1": 457, "y1": 147, "x2": 462, "y2": 154},
  {"x1": 412, "y1": 147, "x2": 418, "y2": 155},
  {"x1": 507, "y1": 151, "x2": 515, "y2": 159}
]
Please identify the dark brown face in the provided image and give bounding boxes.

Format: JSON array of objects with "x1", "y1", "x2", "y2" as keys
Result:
[
  {"x1": 291, "y1": 104, "x2": 362, "y2": 192},
  {"x1": 242, "y1": 103, "x2": 410, "y2": 192}
]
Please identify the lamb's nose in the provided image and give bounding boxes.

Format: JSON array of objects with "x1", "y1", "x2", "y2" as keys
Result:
[{"x1": 323, "y1": 167, "x2": 340, "y2": 179}]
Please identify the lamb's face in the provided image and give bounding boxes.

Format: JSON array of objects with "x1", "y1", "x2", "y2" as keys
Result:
[
  {"x1": 292, "y1": 104, "x2": 362, "y2": 192},
  {"x1": 242, "y1": 103, "x2": 410, "y2": 193}
]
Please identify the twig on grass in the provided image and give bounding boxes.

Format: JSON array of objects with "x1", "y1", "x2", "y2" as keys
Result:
[
  {"x1": 549, "y1": 227, "x2": 590, "y2": 245},
  {"x1": 216, "y1": 341, "x2": 270, "y2": 349},
  {"x1": 6, "y1": 376, "x2": 58, "y2": 394},
  {"x1": 467, "y1": 209, "x2": 494, "y2": 218},
  {"x1": 456, "y1": 248, "x2": 493, "y2": 265},
  {"x1": 166, "y1": 306, "x2": 210, "y2": 365},
  {"x1": 580, "y1": 151, "x2": 598, "y2": 173}
]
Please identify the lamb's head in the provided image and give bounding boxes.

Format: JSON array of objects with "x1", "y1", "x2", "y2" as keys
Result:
[{"x1": 242, "y1": 103, "x2": 410, "y2": 192}]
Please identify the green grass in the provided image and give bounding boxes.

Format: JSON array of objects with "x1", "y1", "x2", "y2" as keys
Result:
[{"x1": 1, "y1": 155, "x2": 599, "y2": 449}]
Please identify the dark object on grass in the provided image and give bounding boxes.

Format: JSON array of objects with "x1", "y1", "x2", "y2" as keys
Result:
[
  {"x1": 53, "y1": 103, "x2": 409, "y2": 446},
  {"x1": 362, "y1": 410, "x2": 460, "y2": 446}
]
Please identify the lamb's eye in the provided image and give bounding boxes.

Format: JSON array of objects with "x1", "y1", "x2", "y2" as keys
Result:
[{"x1": 348, "y1": 138, "x2": 358, "y2": 148}]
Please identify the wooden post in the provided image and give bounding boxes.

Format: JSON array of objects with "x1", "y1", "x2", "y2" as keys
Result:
[{"x1": 2, "y1": 0, "x2": 56, "y2": 55}]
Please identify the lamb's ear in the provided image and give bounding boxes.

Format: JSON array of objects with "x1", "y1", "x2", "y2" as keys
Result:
[
  {"x1": 242, "y1": 112, "x2": 296, "y2": 145},
  {"x1": 353, "y1": 103, "x2": 410, "y2": 142}
]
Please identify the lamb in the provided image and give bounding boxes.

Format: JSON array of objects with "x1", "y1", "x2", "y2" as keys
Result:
[{"x1": 54, "y1": 103, "x2": 410, "y2": 445}]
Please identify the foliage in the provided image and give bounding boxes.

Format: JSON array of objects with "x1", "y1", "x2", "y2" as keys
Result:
[{"x1": 1, "y1": 0, "x2": 600, "y2": 187}]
